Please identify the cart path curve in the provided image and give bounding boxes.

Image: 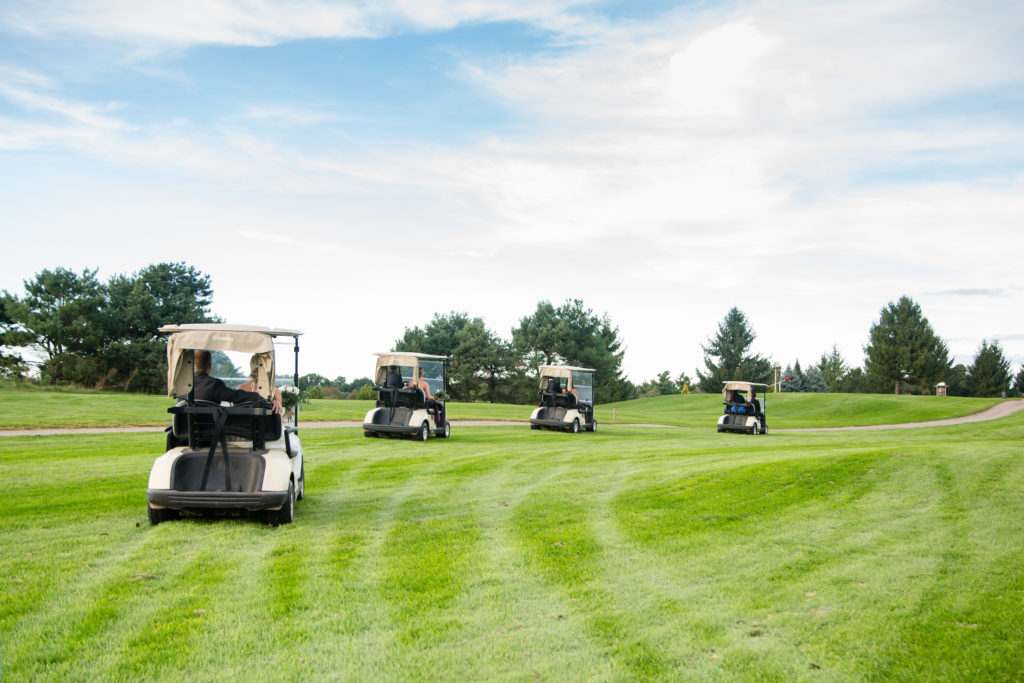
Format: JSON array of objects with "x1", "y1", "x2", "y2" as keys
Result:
[
  {"x1": 774, "y1": 399, "x2": 1024, "y2": 432},
  {"x1": 1, "y1": 401, "x2": 1021, "y2": 437}
]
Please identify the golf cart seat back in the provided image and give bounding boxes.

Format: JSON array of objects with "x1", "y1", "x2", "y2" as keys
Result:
[
  {"x1": 169, "y1": 402, "x2": 282, "y2": 449},
  {"x1": 539, "y1": 389, "x2": 578, "y2": 409},
  {"x1": 376, "y1": 386, "x2": 427, "y2": 410}
]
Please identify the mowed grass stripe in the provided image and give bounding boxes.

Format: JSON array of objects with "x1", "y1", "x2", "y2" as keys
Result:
[
  {"x1": 608, "y1": 437, "x2": 1024, "y2": 679},
  {"x1": 438, "y1": 430, "x2": 613, "y2": 680},
  {"x1": 277, "y1": 430, "x2": 471, "y2": 678}
]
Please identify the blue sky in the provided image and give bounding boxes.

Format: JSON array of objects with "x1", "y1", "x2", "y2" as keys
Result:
[{"x1": 2, "y1": 0, "x2": 1023, "y2": 385}]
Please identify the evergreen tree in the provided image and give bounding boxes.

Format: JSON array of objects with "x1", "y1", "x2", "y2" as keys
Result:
[
  {"x1": 696, "y1": 308, "x2": 772, "y2": 392},
  {"x1": 942, "y1": 364, "x2": 968, "y2": 397},
  {"x1": 3, "y1": 267, "x2": 107, "y2": 384},
  {"x1": 818, "y1": 344, "x2": 848, "y2": 392},
  {"x1": 780, "y1": 361, "x2": 805, "y2": 392},
  {"x1": 864, "y1": 296, "x2": 950, "y2": 395},
  {"x1": 802, "y1": 365, "x2": 829, "y2": 393},
  {"x1": 1013, "y1": 366, "x2": 1024, "y2": 397},
  {"x1": 966, "y1": 340, "x2": 1011, "y2": 397}
]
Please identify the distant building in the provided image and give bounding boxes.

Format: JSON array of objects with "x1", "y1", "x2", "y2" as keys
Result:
[{"x1": 936, "y1": 381, "x2": 947, "y2": 397}]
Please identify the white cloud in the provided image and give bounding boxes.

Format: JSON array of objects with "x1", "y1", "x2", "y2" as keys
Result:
[
  {"x1": 2, "y1": 0, "x2": 1023, "y2": 381},
  {"x1": 0, "y1": 0, "x2": 599, "y2": 48}
]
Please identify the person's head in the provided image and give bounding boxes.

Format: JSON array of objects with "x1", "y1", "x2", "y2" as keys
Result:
[
  {"x1": 416, "y1": 367, "x2": 424, "y2": 379},
  {"x1": 194, "y1": 350, "x2": 212, "y2": 373},
  {"x1": 389, "y1": 365, "x2": 398, "y2": 373},
  {"x1": 751, "y1": 390, "x2": 757, "y2": 399}
]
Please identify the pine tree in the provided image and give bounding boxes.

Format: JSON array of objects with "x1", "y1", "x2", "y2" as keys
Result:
[
  {"x1": 864, "y1": 296, "x2": 950, "y2": 395},
  {"x1": 780, "y1": 360, "x2": 805, "y2": 392},
  {"x1": 966, "y1": 340, "x2": 1011, "y2": 397},
  {"x1": 696, "y1": 308, "x2": 772, "y2": 392},
  {"x1": 818, "y1": 344, "x2": 848, "y2": 392}
]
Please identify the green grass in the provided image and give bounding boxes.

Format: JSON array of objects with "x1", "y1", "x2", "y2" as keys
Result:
[
  {"x1": 0, "y1": 386, "x2": 1006, "y2": 430},
  {"x1": 3, "y1": 416, "x2": 1024, "y2": 680},
  {"x1": 602, "y1": 392, "x2": 1003, "y2": 428}
]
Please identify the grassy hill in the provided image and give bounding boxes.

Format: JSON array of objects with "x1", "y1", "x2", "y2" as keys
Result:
[
  {"x1": 2, "y1": 413, "x2": 1023, "y2": 679},
  {"x1": 0, "y1": 385, "x2": 1006, "y2": 430}
]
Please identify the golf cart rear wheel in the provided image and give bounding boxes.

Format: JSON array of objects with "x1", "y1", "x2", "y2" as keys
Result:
[
  {"x1": 417, "y1": 421, "x2": 430, "y2": 441},
  {"x1": 296, "y1": 464, "x2": 305, "y2": 501},
  {"x1": 267, "y1": 480, "x2": 295, "y2": 525},
  {"x1": 570, "y1": 419, "x2": 580, "y2": 434},
  {"x1": 439, "y1": 421, "x2": 451, "y2": 438},
  {"x1": 148, "y1": 504, "x2": 178, "y2": 525},
  {"x1": 530, "y1": 424, "x2": 541, "y2": 430},
  {"x1": 588, "y1": 418, "x2": 597, "y2": 432}
]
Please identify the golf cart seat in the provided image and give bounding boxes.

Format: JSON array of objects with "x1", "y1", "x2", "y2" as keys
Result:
[
  {"x1": 539, "y1": 389, "x2": 578, "y2": 409},
  {"x1": 376, "y1": 386, "x2": 427, "y2": 410},
  {"x1": 395, "y1": 387, "x2": 427, "y2": 410},
  {"x1": 168, "y1": 402, "x2": 282, "y2": 449}
]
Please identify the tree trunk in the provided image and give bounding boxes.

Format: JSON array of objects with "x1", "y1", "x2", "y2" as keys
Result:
[{"x1": 894, "y1": 378, "x2": 901, "y2": 395}]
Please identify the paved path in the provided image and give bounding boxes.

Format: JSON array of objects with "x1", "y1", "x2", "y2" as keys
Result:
[
  {"x1": 2, "y1": 401, "x2": 1021, "y2": 437},
  {"x1": 774, "y1": 399, "x2": 1024, "y2": 432}
]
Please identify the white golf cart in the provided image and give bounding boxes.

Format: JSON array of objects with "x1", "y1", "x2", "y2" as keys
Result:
[
  {"x1": 529, "y1": 365, "x2": 596, "y2": 433},
  {"x1": 147, "y1": 324, "x2": 305, "y2": 524},
  {"x1": 362, "y1": 352, "x2": 450, "y2": 440},
  {"x1": 717, "y1": 381, "x2": 768, "y2": 435}
]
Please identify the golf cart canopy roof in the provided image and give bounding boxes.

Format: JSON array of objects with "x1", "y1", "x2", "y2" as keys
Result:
[
  {"x1": 721, "y1": 381, "x2": 769, "y2": 398},
  {"x1": 538, "y1": 364, "x2": 595, "y2": 389},
  {"x1": 161, "y1": 324, "x2": 303, "y2": 398},
  {"x1": 374, "y1": 351, "x2": 448, "y2": 367},
  {"x1": 373, "y1": 352, "x2": 448, "y2": 384}
]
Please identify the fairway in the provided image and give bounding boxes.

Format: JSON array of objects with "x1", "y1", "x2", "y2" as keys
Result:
[
  {"x1": 3, "y1": 414, "x2": 1024, "y2": 680},
  {"x1": 0, "y1": 386, "x2": 1004, "y2": 431}
]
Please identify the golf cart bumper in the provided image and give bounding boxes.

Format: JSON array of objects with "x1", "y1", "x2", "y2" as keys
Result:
[
  {"x1": 361, "y1": 422, "x2": 419, "y2": 436},
  {"x1": 147, "y1": 489, "x2": 289, "y2": 511},
  {"x1": 716, "y1": 423, "x2": 756, "y2": 434},
  {"x1": 530, "y1": 418, "x2": 570, "y2": 429}
]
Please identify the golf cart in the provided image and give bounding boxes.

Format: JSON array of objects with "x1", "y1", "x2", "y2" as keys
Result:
[
  {"x1": 717, "y1": 381, "x2": 768, "y2": 435},
  {"x1": 362, "y1": 352, "x2": 450, "y2": 440},
  {"x1": 147, "y1": 324, "x2": 305, "y2": 524},
  {"x1": 529, "y1": 365, "x2": 596, "y2": 433}
]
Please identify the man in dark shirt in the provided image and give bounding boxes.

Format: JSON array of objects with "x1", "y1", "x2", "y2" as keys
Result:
[
  {"x1": 193, "y1": 350, "x2": 281, "y2": 413},
  {"x1": 384, "y1": 365, "x2": 403, "y2": 389}
]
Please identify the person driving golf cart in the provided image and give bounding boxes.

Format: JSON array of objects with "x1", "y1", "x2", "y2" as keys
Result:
[
  {"x1": 529, "y1": 365, "x2": 596, "y2": 433},
  {"x1": 717, "y1": 381, "x2": 768, "y2": 435},
  {"x1": 362, "y1": 352, "x2": 451, "y2": 440}
]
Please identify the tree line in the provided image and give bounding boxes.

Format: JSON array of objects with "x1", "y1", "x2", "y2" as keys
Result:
[
  {"x1": 2, "y1": 266, "x2": 1020, "y2": 399},
  {"x1": 1, "y1": 264, "x2": 215, "y2": 393},
  {"x1": 693, "y1": 300, "x2": 1021, "y2": 397}
]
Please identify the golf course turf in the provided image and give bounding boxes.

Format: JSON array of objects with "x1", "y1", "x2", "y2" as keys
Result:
[{"x1": 2, "y1": 398, "x2": 1023, "y2": 680}]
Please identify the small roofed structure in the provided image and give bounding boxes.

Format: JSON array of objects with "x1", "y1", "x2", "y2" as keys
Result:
[{"x1": 936, "y1": 382, "x2": 948, "y2": 397}]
